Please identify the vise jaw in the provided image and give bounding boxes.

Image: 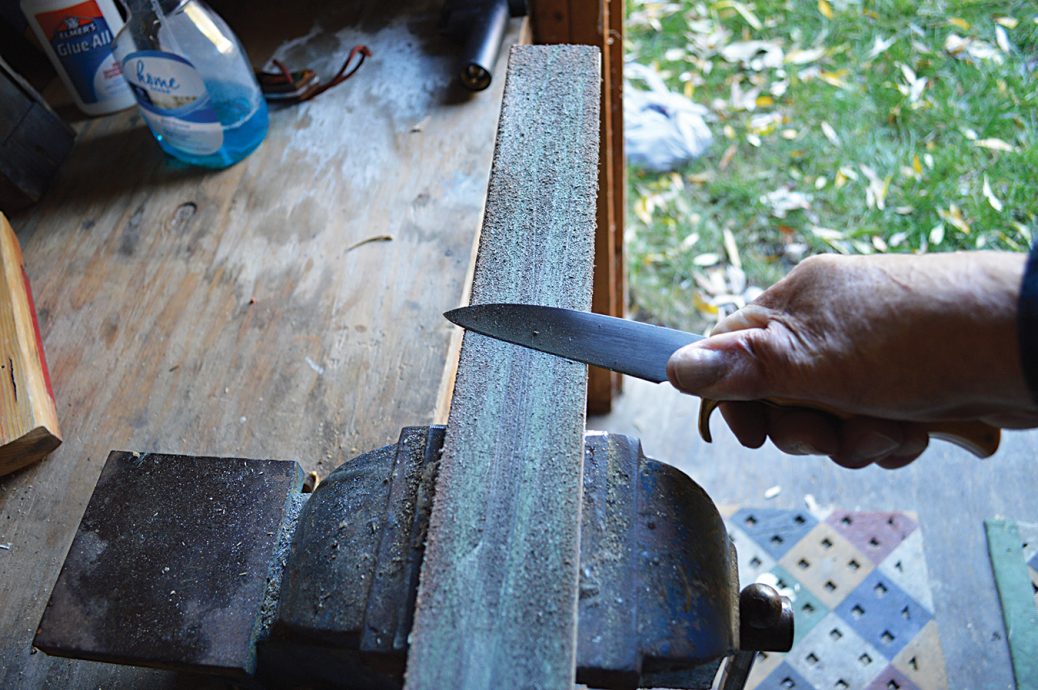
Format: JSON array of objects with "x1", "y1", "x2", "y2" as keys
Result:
[{"x1": 35, "y1": 427, "x2": 792, "y2": 688}]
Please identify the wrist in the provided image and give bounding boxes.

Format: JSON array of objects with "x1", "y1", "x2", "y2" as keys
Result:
[{"x1": 968, "y1": 251, "x2": 1032, "y2": 415}]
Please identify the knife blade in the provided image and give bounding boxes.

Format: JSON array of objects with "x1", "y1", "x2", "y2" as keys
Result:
[
  {"x1": 444, "y1": 303, "x2": 702, "y2": 384},
  {"x1": 444, "y1": 303, "x2": 1002, "y2": 459}
]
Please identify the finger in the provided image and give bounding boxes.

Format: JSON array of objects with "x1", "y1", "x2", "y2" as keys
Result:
[
  {"x1": 875, "y1": 451, "x2": 923, "y2": 470},
  {"x1": 709, "y1": 304, "x2": 774, "y2": 336},
  {"x1": 765, "y1": 405, "x2": 840, "y2": 456},
  {"x1": 831, "y1": 417, "x2": 906, "y2": 469},
  {"x1": 667, "y1": 329, "x2": 777, "y2": 401},
  {"x1": 719, "y1": 401, "x2": 768, "y2": 448},
  {"x1": 875, "y1": 424, "x2": 929, "y2": 469}
]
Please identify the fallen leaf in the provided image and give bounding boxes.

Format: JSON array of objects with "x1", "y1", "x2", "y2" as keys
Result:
[
  {"x1": 912, "y1": 154, "x2": 923, "y2": 175},
  {"x1": 1012, "y1": 222, "x2": 1032, "y2": 244},
  {"x1": 693, "y1": 291, "x2": 719, "y2": 315},
  {"x1": 929, "y1": 224, "x2": 945, "y2": 245},
  {"x1": 679, "y1": 232, "x2": 700, "y2": 250},
  {"x1": 719, "y1": 144, "x2": 737, "y2": 170},
  {"x1": 693, "y1": 253, "x2": 721, "y2": 267},
  {"x1": 723, "y1": 228, "x2": 742, "y2": 269},
  {"x1": 983, "y1": 175, "x2": 1004, "y2": 212},
  {"x1": 746, "y1": 133, "x2": 762, "y2": 147},
  {"x1": 975, "y1": 138, "x2": 1017, "y2": 152},
  {"x1": 756, "y1": 94, "x2": 775, "y2": 107},
  {"x1": 912, "y1": 39, "x2": 932, "y2": 55},
  {"x1": 897, "y1": 63, "x2": 927, "y2": 103},
  {"x1": 729, "y1": 80, "x2": 762, "y2": 111},
  {"x1": 851, "y1": 239, "x2": 874, "y2": 255},
  {"x1": 821, "y1": 121, "x2": 840, "y2": 145},
  {"x1": 895, "y1": 206, "x2": 914, "y2": 215},
  {"x1": 786, "y1": 47, "x2": 826, "y2": 65},
  {"x1": 718, "y1": 0, "x2": 763, "y2": 30},
  {"x1": 996, "y1": 26, "x2": 1011, "y2": 53},
  {"x1": 761, "y1": 188, "x2": 812, "y2": 218},
  {"x1": 818, "y1": 0, "x2": 833, "y2": 20},
  {"x1": 947, "y1": 17, "x2": 970, "y2": 30},
  {"x1": 810, "y1": 225, "x2": 843, "y2": 241},
  {"x1": 996, "y1": 17, "x2": 1019, "y2": 29},
  {"x1": 819, "y1": 69, "x2": 849, "y2": 88},
  {"x1": 834, "y1": 166, "x2": 857, "y2": 188},
  {"x1": 859, "y1": 165, "x2": 890, "y2": 210},
  {"x1": 938, "y1": 204, "x2": 971, "y2": 234},
  {"x1": 944, "y1": 33, "x2": 968, "y2": 56},
  {"x1": 781, "y1": 128, "x2": 798, "y2": 140},
  {"x1": 749, "y1": 112, "x2": 783, "y2": 135},
  {"x1": 872, "y1": 235, "x2": 888, "y2": 252},
  {"x1": 720, "y1": 40, "x2": 784, "y2": 70},
  {"x1": 945, "y1": 34, "x2": 1004, "y2": 63},
  {"x1": 798, "y1": 65, "x2": 822, "y2": 82},
  {"x1": 724, "y1": 124, "x2": 737, "y2": 139},
  {"x1": 867, "y1": 35, "x2": 896, "y2": 60},
  {"x1": 815, "y1": 175, "x2": 827, "y2": 189}
]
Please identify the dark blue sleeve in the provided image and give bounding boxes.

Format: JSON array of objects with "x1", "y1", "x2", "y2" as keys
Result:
[{"x1": 1019, "y1": 244, "x2": 1038, "y2": 403}]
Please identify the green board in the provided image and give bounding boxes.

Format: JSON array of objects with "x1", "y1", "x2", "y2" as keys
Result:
[{"x1": 985, "y1": 518, "x2": 1038, "y2": 689}]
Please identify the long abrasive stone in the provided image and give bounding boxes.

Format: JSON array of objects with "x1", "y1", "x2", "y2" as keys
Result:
[{"x1": 404, "y1": 45, "x2": 600, "y2": 689}]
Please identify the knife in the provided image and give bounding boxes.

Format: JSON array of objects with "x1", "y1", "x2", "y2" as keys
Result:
[{"x1": 444, "y1": 303, "x2": 1001, "y2": 459}]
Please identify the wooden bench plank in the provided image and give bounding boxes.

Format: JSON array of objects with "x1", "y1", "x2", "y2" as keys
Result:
[
  {"x1": 0, "y1": 3, "x2": 521, "y2": 686},
  {"x1": 405, "y1": 45, "x2": 600, "y2": 689}
]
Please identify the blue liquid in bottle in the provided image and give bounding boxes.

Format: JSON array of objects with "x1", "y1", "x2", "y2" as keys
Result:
[
  {"x1": 150, "y1": 81, "x2": 269, "y2": 168},
  {"x1": 114, "y1": 0, "x2": 268, "y2": 169}
]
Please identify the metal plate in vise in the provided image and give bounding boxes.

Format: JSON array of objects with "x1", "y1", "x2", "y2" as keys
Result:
[{"x1": 34, "y1": 451, "x2": 305, "y2": 677}]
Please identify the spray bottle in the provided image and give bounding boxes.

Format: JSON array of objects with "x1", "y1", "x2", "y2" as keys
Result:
[{"x1": 112, "y1": 0, "x2": 268, "y2": 168}]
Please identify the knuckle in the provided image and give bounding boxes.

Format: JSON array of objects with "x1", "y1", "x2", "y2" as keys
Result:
[
  {"x1": 795, "y1": 253, "x2": 841, "y2": 276},
  {"x1": 740, "y1": 326, "x2": 801, "y2": 397}
]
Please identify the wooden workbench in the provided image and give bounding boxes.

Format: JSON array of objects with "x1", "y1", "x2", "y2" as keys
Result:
[{"x1": 0, "y1": 2, "x2": 521, "y2": 686}]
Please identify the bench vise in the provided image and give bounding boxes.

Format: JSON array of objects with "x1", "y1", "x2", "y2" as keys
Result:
[{"x1": 35, "y1": 427, "x2": 792, "y2": 688}]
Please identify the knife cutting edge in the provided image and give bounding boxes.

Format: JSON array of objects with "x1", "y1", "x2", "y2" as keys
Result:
[{"x1": 444, "y1": 303, "x2": 1001, "y2": 459}]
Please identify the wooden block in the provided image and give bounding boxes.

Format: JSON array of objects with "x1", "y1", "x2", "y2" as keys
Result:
[
  {"x1": 405, "y1": 45, "x2": 600, "y2": 689},
  {"x1": 0, "y1": 213, "x2": 60, "y2": 475}
]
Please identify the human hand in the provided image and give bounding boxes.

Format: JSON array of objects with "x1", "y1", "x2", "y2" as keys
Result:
[{"x1": 667, "y1": 252, "x2": 1037, "y2": 468}]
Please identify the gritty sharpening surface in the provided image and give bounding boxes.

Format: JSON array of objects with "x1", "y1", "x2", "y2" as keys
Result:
[{"x1": 404, "y1": 45, "x2": 600, "y2": 689}]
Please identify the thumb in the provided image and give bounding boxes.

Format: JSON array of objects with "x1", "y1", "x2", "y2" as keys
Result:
[{"x1": 666, "y1": 329, "x2": 777, "y2": 401}]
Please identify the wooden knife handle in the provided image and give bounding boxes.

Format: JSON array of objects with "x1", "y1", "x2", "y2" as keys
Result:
[{"x1": 697, "y1": 399, "x2": 1001, "y2": 459}]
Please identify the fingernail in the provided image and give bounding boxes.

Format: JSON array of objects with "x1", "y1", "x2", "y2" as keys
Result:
[
  {"x1": 668, "y1": 346, "x2": 726, "y2": 392},
  {"x1": 857, "y1": 431, "x2": 900, "y2": 459}
]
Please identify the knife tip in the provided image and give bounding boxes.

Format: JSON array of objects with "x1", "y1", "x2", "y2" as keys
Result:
[{"x1": 443, "y1": 307, "x2": 463, "y2": 326}]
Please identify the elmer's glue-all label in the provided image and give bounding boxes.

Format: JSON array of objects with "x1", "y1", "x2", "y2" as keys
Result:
[{"x1": 22, "y1": 0, "x2": 135, "y2": 115}]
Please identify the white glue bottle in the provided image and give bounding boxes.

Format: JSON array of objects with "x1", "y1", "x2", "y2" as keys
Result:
[{"x1": 21, "y1": 0, "x2": 135, "y2": 115}]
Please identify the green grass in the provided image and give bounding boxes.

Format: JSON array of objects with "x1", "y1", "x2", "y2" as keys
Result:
[{"x1": 625, "y1": 0, "x2": 1038, "y2": 330}]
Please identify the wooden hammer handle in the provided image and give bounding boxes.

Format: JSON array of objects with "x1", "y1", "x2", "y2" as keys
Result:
[{"x1": 697, "y1": 399, "x2": 1001, "y2": 459}]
